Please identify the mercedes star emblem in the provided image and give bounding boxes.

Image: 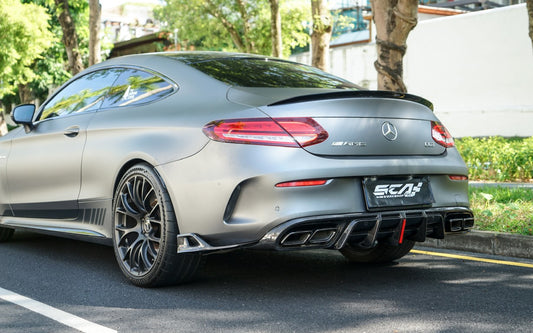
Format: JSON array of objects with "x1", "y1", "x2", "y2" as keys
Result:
[{"x1": 381, "y1": 122, "x2": 398, "y2": 141}]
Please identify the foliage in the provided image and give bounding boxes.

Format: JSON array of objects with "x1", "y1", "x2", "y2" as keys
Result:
[
  {"x1": 0, "y1": 0, "x2": 55, "y2": 98},
  {"x1": 456, "y1": 137, "x2": 533, "y2": 182},
  {"x1": 4, "y1": 0, "x2": 91, "y2": 105},
  {"x1": 469, "y1": 186, "x2": 533, "y2": 236},
  {"x1": 154, "y1": 0, "x2": 310, "y2": 57}
]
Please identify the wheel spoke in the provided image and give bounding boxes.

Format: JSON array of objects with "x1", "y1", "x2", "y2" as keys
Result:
[
  {"x1": 115, "y1": 223, "x2": 138, "y2": 235},
  {"x1": 119, "y1": 232, "x2": 141, "y2": 254},
  {"x1": 135, "y1": 177, "x2": 150, "y2": 213},
  {"x1": 140, "y1": 240, "x2": 153, "y2": 269},
  {"x1": 143, "y1": 187, "x2": 155, "y2": 208},
  {"x1": 129, "y1": 238, "x2": 145, "y2": 273},
  {"x1": 146, "y1": 231, "x2": 160, "y2": 242},
  {"x1": 148, "y1": 202, "x2": 160, "y2": 218},
  {"x1": 147, "y1": 240, "x2": 158, "y2": 259},
  {"x1": 120, "y1": 192, "x2": 139, "y2": 216},
  {"x1": 127, "y1": 178, "x2": 147, "y2": 214}
]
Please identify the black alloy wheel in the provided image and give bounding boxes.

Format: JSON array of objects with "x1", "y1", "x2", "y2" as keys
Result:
[{"x1": 113, "y1": 163, "x2": 200, "y2": 287}]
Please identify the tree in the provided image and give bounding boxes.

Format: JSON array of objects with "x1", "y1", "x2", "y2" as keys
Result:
[
  {"x1": 526, "y1": 0, "x2": 533, "y2": 46},
  {"x1": 22, "y1": 0, "x2": 86, "y2": 103},
  {"x1": 155, "y1": 0, "x2": 309, "y2": 57},
  {"x1": 311, "y1": 0, "x2": 332, "y2": 71},
  {"x1": 89, "y1": 0, "x2": 101, "y2": 66},
  {"x1": 1, "y1": 0, "x2": 90, "y2": 110},
  {"x1": 54, "y1": 0, "x2": 84, "y2": 75},
  {"x1": 269, "y1": 0, "x2": 282, "y2": 57},
  {"x1": 371, "y1": 0, "x2": 418, "y2": 92},
  {"x1": 199, "y1": 0, "x2": 259, "y2": 53},
  {"x1": 0, "y1": 0, "x2": 55, "y2": 99}
]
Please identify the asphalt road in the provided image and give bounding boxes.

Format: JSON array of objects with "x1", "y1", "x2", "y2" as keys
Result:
[{"x1": 1, "y1": 231, "x2": 532, "y2": 333}]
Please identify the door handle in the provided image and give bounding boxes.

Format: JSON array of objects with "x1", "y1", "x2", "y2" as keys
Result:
[{"x1": 64, "y1": 126, "x2": 80, "y2": 137}]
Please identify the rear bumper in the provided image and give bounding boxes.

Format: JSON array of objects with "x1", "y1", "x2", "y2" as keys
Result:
[{"x1": 177, "y1": 206, "x2": 473, "y2": 253}]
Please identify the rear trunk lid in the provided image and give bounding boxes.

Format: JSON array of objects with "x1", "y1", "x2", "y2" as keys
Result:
[{"x1": 228, "y1": 88, "x2": 446, "y2": 156}]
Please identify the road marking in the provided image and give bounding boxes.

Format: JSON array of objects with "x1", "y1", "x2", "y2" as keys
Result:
[
  {"x1": 0, "y1": 287, "x2": 117, "y2": 333},
  {"x1": 411, "y1": 249, "x2": 533, "y2": 269}
]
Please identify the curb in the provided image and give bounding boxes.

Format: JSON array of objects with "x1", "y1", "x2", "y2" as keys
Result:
[
  {"x1": 421, "y1": 230, "x2": 533, "y2": 260},
  {"x1": 469, "y1": 182, "x2": 533, "y2": 188}
]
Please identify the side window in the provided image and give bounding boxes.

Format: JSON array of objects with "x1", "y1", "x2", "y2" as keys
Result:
[
  {"x1": 40, "y1": 68, "x2": 123, "y2": 121},
  {"x1": 101, "y1": 69, "x2": 174, "y2": 108}
]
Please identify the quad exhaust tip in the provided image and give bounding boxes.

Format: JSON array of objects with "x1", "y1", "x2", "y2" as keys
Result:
[
  {"x1": 280, "y1": 228, "x2": 337, "y2": 247},
  {"x1": 446, "y1": 214, "x2": 475, "y2": 232}
]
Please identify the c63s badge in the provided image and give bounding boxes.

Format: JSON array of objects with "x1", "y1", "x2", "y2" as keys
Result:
[{"x1": 332, "y1": 141, "x2": 367, "y2": 147}]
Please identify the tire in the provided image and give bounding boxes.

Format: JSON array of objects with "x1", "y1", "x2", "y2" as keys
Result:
[
  {"x1": 112, "y1": 163, "x2": 201, "y2": 287},
  {"x1": 340, "y1": 240, "x2": 415, "y2": 263},
  {"x1": 0, "y1": 227, "x2": 14, "y2": 242}
]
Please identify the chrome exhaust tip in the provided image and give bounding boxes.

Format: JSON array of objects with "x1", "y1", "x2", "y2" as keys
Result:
[
  {"x1": 280, "y1": 231, "x2": 312, "y2": 246},
  {"x1": 308, "y1": 228, "x2": 337, "y2": 244}
]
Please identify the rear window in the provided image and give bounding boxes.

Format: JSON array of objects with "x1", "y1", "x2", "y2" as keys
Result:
[{"x1": 188, "y1": 58, "x2": 359, "y2": 89}]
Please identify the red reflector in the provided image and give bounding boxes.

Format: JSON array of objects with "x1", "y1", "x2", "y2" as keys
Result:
[
  {"x1": 203, "y1": 117, "x2": 328, "y2": 147},
  {"x1": 431, "y1": 121, "x2": 454, "y2": 148},
  {"x1": 275, "y1": 179, "x2": 329, "y2": 188},
  {"x1": 449, "y1": 175, "x2": 468, "y2": 181},
  {"x1": 399, "y1": 218, "x2": 407, "y2": 244}
]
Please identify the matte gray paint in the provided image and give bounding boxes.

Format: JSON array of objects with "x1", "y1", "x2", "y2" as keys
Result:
[{"x1": 0, "y1": 52, "x2": 471, "y2": 250}]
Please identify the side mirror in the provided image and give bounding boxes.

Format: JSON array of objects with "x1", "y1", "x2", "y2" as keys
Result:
[{"x1": 12, "y1": 104, "x2": 36, "y2": 133}]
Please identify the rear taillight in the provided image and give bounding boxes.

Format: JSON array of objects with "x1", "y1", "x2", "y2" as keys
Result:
[
  {"x1": 202, "y1": 117, "x2": 328, "y2": 147},
  {"x1": 275, "y1": 179, "x2": 330, "y2": 187},
  {"x1": 431, "y1": 121, "x2": 454, "y2": 148}
]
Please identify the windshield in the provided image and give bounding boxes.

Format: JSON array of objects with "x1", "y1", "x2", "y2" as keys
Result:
[{"x1": 188, "y1": 57, "x2": 360, "y2": 89}]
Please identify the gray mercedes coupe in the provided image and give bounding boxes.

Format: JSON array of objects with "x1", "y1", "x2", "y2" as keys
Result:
[{"x1": 0, "y1": 52, "x2": 473, "y2": 287}]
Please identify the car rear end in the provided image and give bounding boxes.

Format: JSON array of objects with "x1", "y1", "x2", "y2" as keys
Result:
[{"x1": 158, "y1": 54, "x2": 473, "y2": 254}]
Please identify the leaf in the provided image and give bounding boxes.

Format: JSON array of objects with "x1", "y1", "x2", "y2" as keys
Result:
[{"x1": 480, "y1": 192, "x2": 493, "y2": 201}]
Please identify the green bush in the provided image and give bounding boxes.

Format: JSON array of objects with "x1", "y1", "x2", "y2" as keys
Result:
[
  {"x1": 469, "y1": 186, "x2": 533, "y2": 236},
  {"x1": 456, "y1": 137, "x2": 533, "y2": 182}
]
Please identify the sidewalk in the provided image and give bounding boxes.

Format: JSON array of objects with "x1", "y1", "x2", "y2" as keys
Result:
[{"x1": 422, "y1": 230, "x2": 533, "y2": 260}]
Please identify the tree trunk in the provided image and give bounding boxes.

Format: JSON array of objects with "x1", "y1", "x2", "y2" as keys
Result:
[
  {"x1": 270, "y1": 0, "x2": 282, "y2": 57},
  {"x1": 311, "y1": 0, "x2": 332, "y2": 71},
  {"x1": 89, "y1": 0, "x2": 101, "y2": 66},
  {"x1": 236, "y1": 0, "x2": 255, "y2": 53},
  {"x1": 371, "y1": 0, "x2": 418, "y2": 92},
  {"x1": 18, "y1": 84, "x2": 34, "y2": 104},
  {"x1": 526, "y1": 0, "x2": 533, "y2": 46},
  {"x1": 55, "y1": 0, "x2": 84, "y2": 75},
  {"x1": 0, "y1": 113, "x2": 7, "y2": 136}
]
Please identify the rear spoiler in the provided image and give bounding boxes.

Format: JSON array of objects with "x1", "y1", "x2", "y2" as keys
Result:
[{"x1": 268, "y1": 90, "x2": 434, "y2": 111}]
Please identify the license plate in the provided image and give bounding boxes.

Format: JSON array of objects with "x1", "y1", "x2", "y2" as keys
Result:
[{"x1": 362, "y1": 177, "x2": 434, "y2": 209}]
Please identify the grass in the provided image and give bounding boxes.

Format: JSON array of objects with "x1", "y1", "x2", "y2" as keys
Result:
[
  {"x1": 469, "y1": 186, "x2": 533, "y2": 236},
  {"x1": 453, "y1": 137, "x2": 532, "y2": 236}
]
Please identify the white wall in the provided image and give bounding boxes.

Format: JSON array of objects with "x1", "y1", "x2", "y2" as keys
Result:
[
  {"x1": 291, "y1": 4, "x2": 533, "y2": 137},
  {"x1": 404, "y1": 4, "x2": 533, "y2": 137}
]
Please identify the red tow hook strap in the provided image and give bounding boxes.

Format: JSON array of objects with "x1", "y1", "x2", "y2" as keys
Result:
[{"x1": 399, "y1": 218, "x2": 407, "y2": 244}]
